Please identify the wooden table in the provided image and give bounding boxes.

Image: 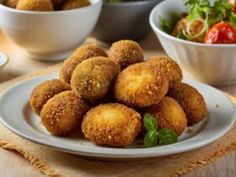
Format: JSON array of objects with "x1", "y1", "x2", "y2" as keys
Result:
[{"x1": 0, "y1": 30, "x2": 236, "y2": 177}]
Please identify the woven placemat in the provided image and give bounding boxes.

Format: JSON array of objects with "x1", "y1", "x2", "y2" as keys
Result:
[{"x1": 0, "y1": 64, "x2": 236, "y2": 177}]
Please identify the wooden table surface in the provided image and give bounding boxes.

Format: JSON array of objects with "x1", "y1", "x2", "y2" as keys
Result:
[{"x1": 0, "y1": 30, "x2": 236, "y2": 177}]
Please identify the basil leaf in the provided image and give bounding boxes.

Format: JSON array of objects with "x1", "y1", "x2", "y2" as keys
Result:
[
  {"x1": 143, "y1": 113, "x2": 158, "y2": 131},
  {"x1": 144, "y1": 130, "x2": 159, "y2": 147},
  {"x1": 159, "y1": 128, "x2": 178, "y2": 145}
]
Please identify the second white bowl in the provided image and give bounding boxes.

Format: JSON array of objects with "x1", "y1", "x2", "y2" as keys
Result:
[
  {"x1": 150, "y1": 0, "x2": 236, "y2": 86},
  {"x1": 0, "y1": 0, "x2": 102, "y2": 61}
]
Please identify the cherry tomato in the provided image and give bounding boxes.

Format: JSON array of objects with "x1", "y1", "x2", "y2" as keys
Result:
[
  {"x1": 229, "y1": 0, "x2": 236, "y2": 13},
  {"x1": 204, "y1": 22, "x2": 236, "y2": 44}
]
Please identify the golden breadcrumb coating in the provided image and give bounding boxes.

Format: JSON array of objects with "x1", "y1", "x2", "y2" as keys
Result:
[
  {"x1": 82, "y1": 103, "x2": 141, "y2": 147},
  {"x1": 114, "y1": 63, "x2": 169, "y2": 108},
  {"x1": 5, "y1": 0, "x2": 19, "y2": 8},
  {"x1": 71, "y1": 57, "x2": 120, "y2": 103},
  {"x1": 108, "y1": 40, "x2": 144, "y2": 70},
  {"x1": 145, "y1": 55, "x2": 183, "y2": 88},
  {"x1": 41, "y1": 91, "x2": 90, "y2": 136},
  {"x1": 146, "y1": 97, "x2": 187, "y2": 136},
  {"x1": 60, "y1": 44, "x2": 107, "y2": 84},
  {"x1": 16, "y1": 0, "x2": 53, "y2": 11},
  {"x1": 30, "y1": 79, "x2": 71, "y2": 116},
  {"x1": 61, "y1": 0, "x2": 90, "y2": 10},
  {"x1": 168, "y1": 83, "x2": 207, "y2": 126}
]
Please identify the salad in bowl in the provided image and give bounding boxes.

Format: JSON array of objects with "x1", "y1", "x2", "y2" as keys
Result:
[
  {"x1": 150, "y1": 0, "x2": 236, "y2": 85},
  {"x1": 161, "y1": 0, "x2": 236, "y2": 44}
]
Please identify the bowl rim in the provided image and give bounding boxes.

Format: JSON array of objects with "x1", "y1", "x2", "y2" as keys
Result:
[
  {"x1": 0, "y1": 0, "x2": 102, "y2": 15},
  {"x1": 149, "y1": 0, "x2": 236, "y2": 48},
  {"x1": 103, "y1": 0, "x2": 160, "y2": 6}
]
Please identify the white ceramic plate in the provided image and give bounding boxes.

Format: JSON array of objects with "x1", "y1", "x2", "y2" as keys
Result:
[{"x1": 0, "y1": 73, "x2": 235, "y2": 159}]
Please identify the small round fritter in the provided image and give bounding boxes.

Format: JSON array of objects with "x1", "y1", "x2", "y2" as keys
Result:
[
  {"x1": 41, "y1": 91, "x2": 90, "y2": 136},
  {"x1": 5, "y1": 0, "x2": 19, "y2": 8},
  {"x1": 145, "y1": 56, "x2": 183, "y2": 88},
  {"x1": 108, "y1": 40, "x2": 144, "y2": 70},
  {"x1": 60, "y1": 44, "x2": 107, "y2": 84},
  {"x1": 168, "y1": 83, "x2": 207, "y2": 126},
  {"x1": 114, "y1": 63, "x2": 169, "y2": 108},
  {"x1": 82, "y1": 103, "x2": 141, "y2": 147},
  {"x1": 16, "y1": 0, "x2": 53, "y2": 11},
  {"x1": 71, "y1": 57, "x2": 120, "y2": 103},
  {"x1": 146, "y1": 97, "x2": 187, "y2": 136},
  {"x1": 30, "y1": 79, "x2": 71, "y2": 116},
  {"x1": 61, "y1": 0, "x2": 90, "y2": 10}
]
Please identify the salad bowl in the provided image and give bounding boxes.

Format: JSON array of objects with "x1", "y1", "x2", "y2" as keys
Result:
[{"x1": 150, "y1": 0, "x2": 236, "y2": 86}]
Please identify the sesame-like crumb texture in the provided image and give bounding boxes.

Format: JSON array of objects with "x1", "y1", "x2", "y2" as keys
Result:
[
  {"x1": 16, "y1": 0, "x2": 53, "y2": 11},
  {"x1": 71, "y1": 57, "x2": 120, "y2": 103},
  {"x1": 146, "y1": 56, "x2": 183, "y2": 88},
  {"x1": 41, "y1": 91, "x2": 90, "y2": 136},
  {"x1": 5, "y1": 0, "x2": 19, "y2": 8},
  {"x1": 114, "y1": 63, "x2": 169, "y2": 108},
  {"x1": 61, "y1": 0, "x2": 90, "y2": 10},
  {"x1": 146, "y1": 97, "x2": 187, "y2": 136},
  {"x1": 108, "y1": 40, "x2": 144, "y2": 70},
  {"x1": 60, "y1": 44, "x2": 107, "y2": 84},
  {"x1": 168, "y1": 83, "x2": 207, "y2": 126},
  {"x1": 82, "y1": 103, "x2": 141, "y2": 147},
  {"x1": 30, "y1": 79, "x2": 71, "y2": 116}
]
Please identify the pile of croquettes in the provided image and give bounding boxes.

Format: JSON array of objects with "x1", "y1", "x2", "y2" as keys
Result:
[{"x1": 30, "y1": 40, "x2": 207, "y2": 147}]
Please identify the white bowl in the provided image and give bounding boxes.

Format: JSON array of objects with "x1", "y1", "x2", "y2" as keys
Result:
[
  {"x1": 150, "y1": 0, "x2": 236, "y2": 86},
  {"x1": 0, "y1": 0, "x2": 102, "y2": 61}
]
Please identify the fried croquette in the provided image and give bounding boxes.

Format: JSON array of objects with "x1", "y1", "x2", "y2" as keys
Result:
[
  {"x1": 5, "y1": 0, "x2": 19, "y2": 8},
  {"x1": 146, "y1": 56, "x2": 183, "y2": 88},
  {"x1": 108, "y1": 40, "x2": 144, "y2": 70},
  {"x1": 16, "y1": 0, "x2": 53, "y2": 11},
  {"x1": 41, "y1": 91, "x2": 90, "y2": 136},
  {"x1": 71, "y1": 57, "x2": 120, "y2": 103},
  {"x1": 146, "y1": 97, "x2": 187, "y2": 136},
  {"x1": 59, "y1": 44, "x2": 107, "y2": 84},
  {"x1": 61, "y1": 0, "x2": 90, "y2": 10},
  {"x1": 82, "y1": 103, "x2": 141, "y2": 147},
  {"x1": 168, "y1": 83, "x2": 207, "y2": 126},
  {"x1": 114, "y1": 63, "x2": 169, "y2": 108},
  {"x1": 30, "y1": 79, "x2": 70, "y2": 116}
]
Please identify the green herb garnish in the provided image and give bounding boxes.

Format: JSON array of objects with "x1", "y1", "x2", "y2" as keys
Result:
[
  {"x1": 185, "y1": 0, "x2": 234, "y2": 27},
  {"x1": 143, "y1": 113, "x2": 177, "y2": 147},
  {"x1": 159, "y1": 129, "x2": 178, "y2": 145},
  {"x1": 144, "y1": 113, "x2": 158, "y2": 131},
  {"x1": 177, "y1": 31, "x2": 188, "y2": 40},
  {"x1": 160, "y1": 13, "x2": 180, "y2": 34}
]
